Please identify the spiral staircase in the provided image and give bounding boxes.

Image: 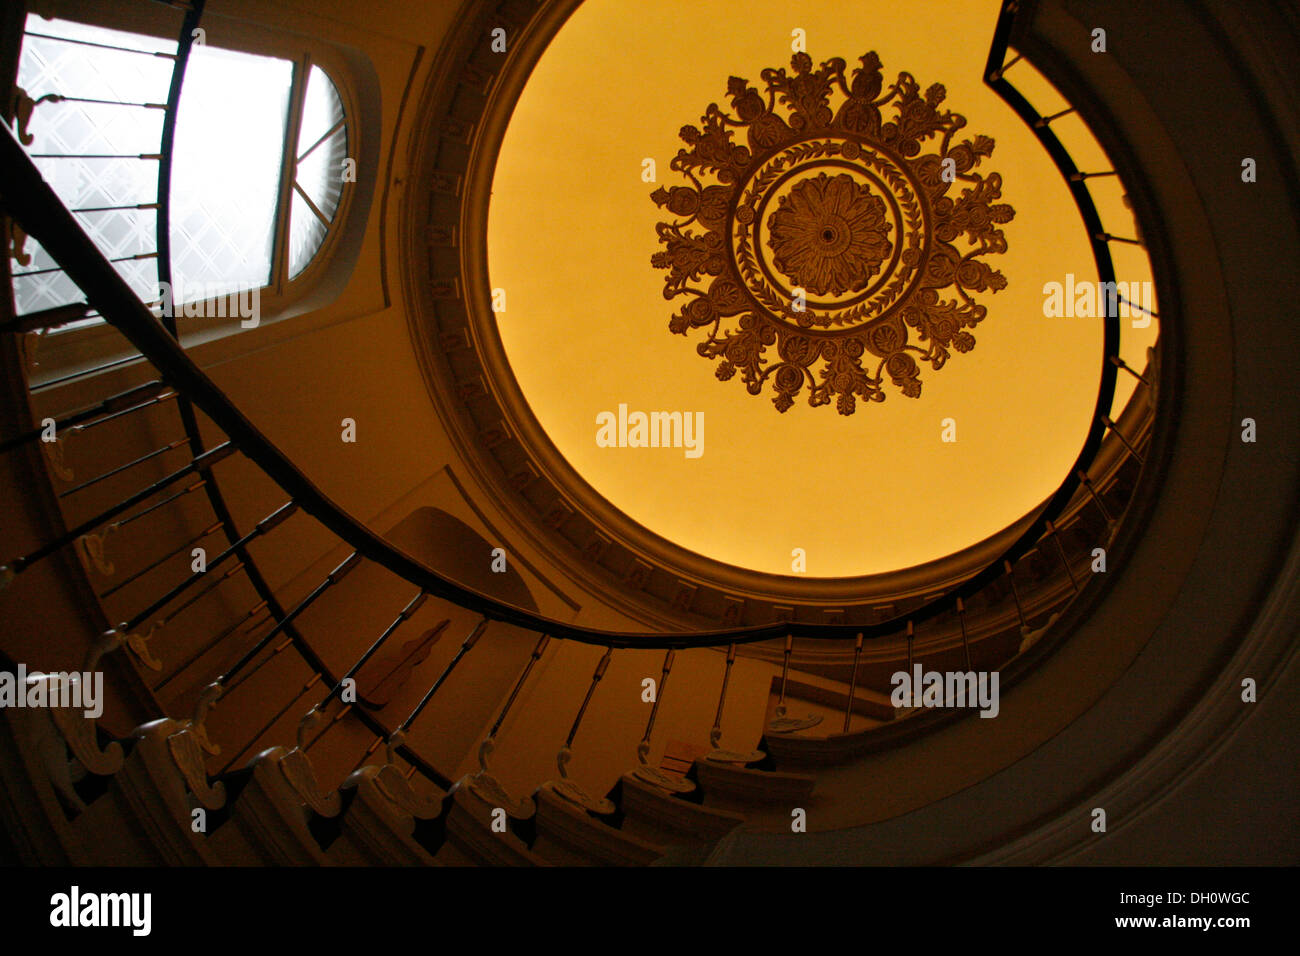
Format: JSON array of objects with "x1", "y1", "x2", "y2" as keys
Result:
[{"x1": 1, "y1": 0, "x2": 1297, "y2": 868}]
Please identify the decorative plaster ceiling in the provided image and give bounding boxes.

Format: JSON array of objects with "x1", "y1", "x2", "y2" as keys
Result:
[
  {"x1": 651, "y1": 50, "x2": 1014, "y2": 414},
  {"x1": 478, "y1": 0, "x2": 1156, "y2": 581}
]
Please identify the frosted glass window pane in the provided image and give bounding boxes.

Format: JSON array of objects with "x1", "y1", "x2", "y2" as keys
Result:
[
  {"x1": 33, "y1": 153, "x2": 159, "y2": 210},
  {"x1": 13, "y1": 16, "x2": 308, "y2": 320},
  {"x1": 12, "y1": 231, "x2": 157, "y2": 318},
  {"x1": 13, "y1": 267, "x2": 84, "y2": 315},
  {"x1": 170, "y1": 46, "x2": 292, "y2": 299},
  {"x1": 14, "y1": 16, "x2": 172, "y2": 317},
  {"x1": 297, "y1": 65, "x2": 344, "y2": 150},
  {"x1": 19, "y1": 17, "x2": 174, "y2": 104},
  {"x1": 287, "y1": 189, "x2": 328, "y2": 280},
  {"x1": 23, "y1": 16, "x2": 172, "y2": 56},
  {"x1": 297, "y1": 126, "x2": 346, "y2": 214},
  {"x1": 288, "y1": 66, "x2": 346, "y2": 278},
  {"x1": 23, "y1": 99, "x2": 164, "y2": 161}
]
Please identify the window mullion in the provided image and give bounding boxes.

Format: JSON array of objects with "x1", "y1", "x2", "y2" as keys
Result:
[
  {"x1": 292, "y1": 181, "x2": 332, "y2": 227},
  {"x1": 269, "y1": 54, "x2": 310, "y2": 295},
  {"x1": 297, "y1": 118, "x2": 346, "y2": 165}
]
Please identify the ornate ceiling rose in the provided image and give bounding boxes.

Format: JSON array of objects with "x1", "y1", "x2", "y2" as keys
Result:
[{"x1": 651, "y1": 51, "x2": 1015, "y2": 414}]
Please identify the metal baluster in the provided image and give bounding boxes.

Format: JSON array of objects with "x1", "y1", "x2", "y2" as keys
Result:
[
  {"x1": 631, "y1": 649, "x2": 694, "y2": 793},
  {"x1": 356, "y1": 617, "x2": 489, "y2": 773},
  {"x1": 222, "y1": 634, "x2": 297, "y2": 697},
  {"x1": 842, "y1": 632, "x2": 864, "y2": 733},
  {"x1": 1108, "y1": 354, "x2": 1150, "y2": 386},
  {"x1": 1004, "y1": 559, "x2": 1029, "y2": 635},
  {"x1": 1045, "y1": 520, "x2": 1079, "y2": 594},
  {"x1": 900, "y1": 619, "x2": 924, "y2": 712},
  {"x1": 322, "y1": 592, "x2": 430, "y2": 710},
  {"x1": 0, "y1": 302, "x2": 91, "y2": 334},
  {"x1": 179, "y1": 552, "x2": 362, "y2": 762},
  {"x1": 98, "y1": 512, "x2": 217, "y2": 598},
  {"x1": 302, "y1": 702, "x2": 354, "y2": 754},
  {"x1": 987, "y1": 51, "x2": 1021, "y2": 81},
  {"x1": 352, "y1": 737, "x2": 382, "y2": 770},
  {"x1": 1099, "y1": 414, "x2": 1145, "y2": 465},
  {"x1": 0, "y1": 442, "x2": 234, "y2": 585},
  {"x1": 463, "y1": 633, "x2": 550, "y2": 808},
  {"x1": 153, "y1": 601, "x2": 270, "y2": 692},
  {"x1": 58, "y1": 437, "x2": 188, "y2": 498},
  {"x1": 775, "y1": 634, "x2": 793, "y2": 719},
  {"x1": 1076, "y1": 470, "x2": 1115, "y2": 524},
  {"x1": 218, "y1": 556, "x2": 361, "y2": 697},
  {"x1": 768, "y1": 634, "x2": 822, "y2": 734},
  {"x1": 1116, "y1": 297, "x2": 1158, "y2": 322},
  {"x1": 294, "y1": 593, "x2": 434, "y2": 754},
  {"x1": 0, "y1": 380, "x2": 172, "y2": 454},
  {"x1": 1068, "y1": 169, "x2": 1117, "y2": 181},
  {"x1": 22, "y1": 30, "x2": 178, "y2": 59},
  {"x1": 62, "y1": 391, "x2": 179, "y2": 436},
  {"x1": 145, "y1": 560, "x2": 245, "y2": 641},
  {"x1": 78, "y1": 485, "x2": 211, "y2": 581},
  {"x1": 27, "y1": 152, "x2": 162, "y2": 161},
  {"x1": 36, "y1": 354, "x2": 140, "y2": 391},
  {"x1": 113, "y1": 502, "x2": 297, "y2": 670},
  {"x1": 219, "y1": 673, "x2": 322, "y2": 775},
  {"x1": 29, "y1": 94, "x2": 167, "y2": 110},
  {"x1": 394, "y1": 618, "x2": 488, "y2": 733},
  {"x1": 957, "y1": 597, "x2": 972, "y2": 671},
  {"x1": 550, "y1": 645, "x2": 616, "y2": 812},
  {"x1": 706, "y1": 644, "x2": 763, "y2": 764},
  {"x1": 218, "y1": 553, "x2": 363, "y2": 694},
  {"x1": 709, "y1": 644, "x2": 736, "y2": 750},
  {"x1": 72, "y1": 202, "x2": 160, "y2": 214},
  {"x1": 1035, "y1": 106, "x2": 1075, "y2": 128}
]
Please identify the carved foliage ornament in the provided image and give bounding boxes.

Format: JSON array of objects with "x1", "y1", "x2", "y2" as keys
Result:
[{"x1": 651, "y1": 52, "x2": 1015, "y2": 414}]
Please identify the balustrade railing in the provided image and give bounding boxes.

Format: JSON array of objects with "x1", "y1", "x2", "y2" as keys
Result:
[{"x1": 0, "y1": 0, "x2": 1159, "y2": 819}]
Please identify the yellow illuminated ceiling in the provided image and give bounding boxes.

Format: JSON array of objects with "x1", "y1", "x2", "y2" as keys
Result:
[{"x1": 487, "y1": 0, "x2": 1157, "y2": 578}]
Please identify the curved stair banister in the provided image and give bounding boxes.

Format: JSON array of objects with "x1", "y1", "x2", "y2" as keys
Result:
[
  {"x1": 0, "y1": 126, "x2": 1129, "y2": 646},
  {"x1": 0, "y1": 162, "x2": 1154, "y2": 806},
  {"x1": 0, "y1": 0, "x2": 1142, "y2": 652}
]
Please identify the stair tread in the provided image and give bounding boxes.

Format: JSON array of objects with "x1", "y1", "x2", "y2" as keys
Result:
[
  {"x1": 532, "y1": 781, "x2": 662, "y2": 866},
  {"x1": 438, "y1": 783, "x2": 549, "y2": 867},
  {"x1": 694, "y1": 756, "x2": 815, "y2": 807},
  {"x1": 618, "y1": 770, "x2": 745, "y2": 845},
  {"x1": 333, "y1": 766, "x2": 444, "y2": 866}
]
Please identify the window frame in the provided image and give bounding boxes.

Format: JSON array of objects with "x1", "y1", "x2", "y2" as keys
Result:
[
  {"x1": 16, "y1": 1, "x2": 362, "y2": 384},
  {"x1": 271, "y1": 56, "x2": 354, "y2": 290}
]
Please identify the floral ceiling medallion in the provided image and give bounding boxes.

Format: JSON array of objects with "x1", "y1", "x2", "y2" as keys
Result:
[{"x1": 651, "y1": 52, "x2": 1015, "y2": 414}]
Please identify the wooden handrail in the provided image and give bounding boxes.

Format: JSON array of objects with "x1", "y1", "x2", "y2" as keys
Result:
[{"x1": 0, "y1": 26, "x2": 1127, "y2": 650}]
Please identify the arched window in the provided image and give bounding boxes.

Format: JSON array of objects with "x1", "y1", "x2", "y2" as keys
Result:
[
  {"x1": 167, "y1": 49, "x2": 352, "y2": 300},
  {"x1": 10, "y1": 11, "x2": 363, "y2": 373},
  {"x1": 286, "y1": 65, "x2": 349, "y2": 280}
]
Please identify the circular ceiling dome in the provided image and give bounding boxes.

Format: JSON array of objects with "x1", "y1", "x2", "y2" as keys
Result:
[{"x1": 479, "y1": 0, "x2": 1154, "y2": 582}]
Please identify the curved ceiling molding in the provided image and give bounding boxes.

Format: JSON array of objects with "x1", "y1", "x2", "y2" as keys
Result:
[{"x1": 399, "y1": 0, "x2": 1148, "y2": 628}]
